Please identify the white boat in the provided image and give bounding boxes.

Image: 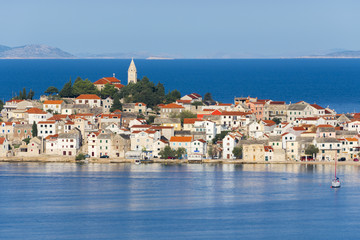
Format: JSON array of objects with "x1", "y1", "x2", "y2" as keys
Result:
[
  {"x1": 332, "y1": 177, "x2": 341, "y2": 188},
  {"x1": 331, "y1": 155, "x2": 341, "y2": 188},
  {"x1": 134, "y1": 159, "x2": 141, "y2": 165}
]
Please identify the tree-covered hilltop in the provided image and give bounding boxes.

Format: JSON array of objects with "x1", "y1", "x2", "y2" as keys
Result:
[
  {"x1": 56, "y1": 76, "x2": 181, "y2": 109},
  {"x1": 59, "y1": 77, "x2": 99, "y2": 98},
  {"x1": 119, "y1": 76, "x2": 181, "y2": 108},
  {"x1": 13, "y1": 88, "x2": 35, "y2": 100}
]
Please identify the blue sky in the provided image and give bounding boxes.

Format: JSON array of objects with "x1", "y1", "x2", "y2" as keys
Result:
[{"x1": 0, "y1": 0, "x2": 359, "y2": 58}]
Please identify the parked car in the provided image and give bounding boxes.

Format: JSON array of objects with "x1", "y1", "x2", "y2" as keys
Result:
[
  {"x1": 338, "y1": 157, "x2": 346, "y2": 161},
  {"x1": 100, "y1": 155, "x2": 109, "y2": 158},
  {"x1": 84, "y1": 154, "x2": 90, "y2": 158},
  {"x1": 354, "y1": 158, "x2": 359, "y2": 162},
  {"x1": 301, "y1": 156, "x2": 314, "y2": 161}
]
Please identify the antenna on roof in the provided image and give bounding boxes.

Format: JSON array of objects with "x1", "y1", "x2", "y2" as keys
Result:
[{"x1": 113, "y1": 73, "x2": 115, "y2": 78}]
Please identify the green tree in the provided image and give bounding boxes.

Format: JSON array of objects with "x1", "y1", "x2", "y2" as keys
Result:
[
  {"x1": 305, "y1": 144, "x2": 319, "y2": 157},
  {"x1": 22, "y1": 88, "x2": 27, "y2": 100},
  {"x1": 147, "y1": 115, "x2": 156, "y2": 124},
  {"x1": 208, "y1": 145, "x2": 214, "y2": 158},
  {"x1": 100, "y1": 83, "x2": 118, "y2": 99},
  {"x1": 233, "y1": 146, "x2": 243, "y2": 159},
  {"x1": 0, "y1": 100, "x2": 4, "y2": 112},
  {"x1": 110, "y1": 94, "x2": 122, "y2": 112},
  {"x1": 75, "y1": 153, "x2": 86, "y2": 161},
  {"x1": 44, "y1": 86, "x2": 59, "y2": 95},
  {"x1": 176, "y1": 147, "x2": 186, "y2": 159},
  {"x1": 27, "y1": 89, "x2": 35, "y2": 100},
  {"x1": 159, "y1": 146, "x2": 176, "y2": 159},
  {"x1": 22, "y1": 137, "x2": 31, "y2": 145},
  {"x1": 72, "y1": 77, "x2": 99, "y2": 96},
  {"x1": 59, "y1": 78, "x2": 73, "y2": 98},
  {"x1": 165, "y1": 89, "x2": 181, "y2": 103},
  {"x1": 119, "y1": 76, "x2": 180, "y2": 108},
  {"x1": 212, "y1": 131, "x2": 230, "y2": 144},
  {"x1": 170, "y1": 110, "x2": 197, "y2": 125},
  {"x1": 203, "y1": 92, "x2": 213, "y2": 102},
  {"x1": 156, "y1": 82, "x2": 166, "y2": 103},
  {"x1": 32, "y1": 122, "x2": 38, "y2": 137},
  {"x1": 272, "y1": 117, "x2": 281, "y2": 125},
  {"x1": 191, "y1": 101, "x2": 204, "y2": 106}
]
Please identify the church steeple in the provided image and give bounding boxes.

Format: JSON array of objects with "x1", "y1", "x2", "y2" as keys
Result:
[{"x1": 128, "y1": 58, "x2": 137, "y2": 84}]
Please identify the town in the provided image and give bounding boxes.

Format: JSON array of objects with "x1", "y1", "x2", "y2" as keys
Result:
[{"x1": 0, "y1": 59, "x2": 359, "y2": 163}]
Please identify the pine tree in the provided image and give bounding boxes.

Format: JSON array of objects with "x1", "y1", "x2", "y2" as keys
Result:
[
  {"x1": 110, "y1": 94, "x2": 122, "y2": 112},
  {"x1": 59, "y1": 78, "x2": 73, "y2": 98},
  {"x1": 32, "y1": 122, "x2": 38, "y2": 137}
]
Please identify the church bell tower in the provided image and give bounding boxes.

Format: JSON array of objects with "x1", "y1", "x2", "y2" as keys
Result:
[{"x1": 128, "y1": 58, "x2": 137, "y2": 84}]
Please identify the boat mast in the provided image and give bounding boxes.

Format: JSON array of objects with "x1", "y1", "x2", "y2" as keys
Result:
[{"x1": 335, "y1": 151, "x2": 337, "y2": 178}]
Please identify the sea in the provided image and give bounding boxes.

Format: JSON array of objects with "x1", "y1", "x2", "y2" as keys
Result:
[
  {"x1": 0, "y1": 59, "x2": 360, "y2": 113},
  {"x1": 1, "y1": 162, "x2": 360, "y2": 240}
]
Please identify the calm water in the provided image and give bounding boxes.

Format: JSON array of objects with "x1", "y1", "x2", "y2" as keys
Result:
[
  {"x1": 0, "y1": 59, "x2": 360, "y2": 113},
  {"x1": 1, "y1": 163, "x2": 360, "y2": 239}
]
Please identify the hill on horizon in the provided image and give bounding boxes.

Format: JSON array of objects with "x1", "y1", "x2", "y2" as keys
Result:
[{"x1": 0, "y1": 44, "x2": 74, "y2": 59}]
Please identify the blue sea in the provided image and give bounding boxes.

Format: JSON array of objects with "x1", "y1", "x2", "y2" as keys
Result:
[
  {"x1": 0, "y1": 59, "x2": 360, "y2": 113},
  {"x1": 1, "y1": 163, "x2": 360, "y2": 240}
]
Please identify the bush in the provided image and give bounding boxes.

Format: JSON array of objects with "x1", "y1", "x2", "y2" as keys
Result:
[{"x1": 75, "y1": 153, "x2": 86, "y2": 161}]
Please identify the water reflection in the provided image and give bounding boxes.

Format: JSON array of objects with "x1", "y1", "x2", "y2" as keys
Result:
[{"x1": 2, "y1": 162, "x2": 360, "y2": 239}]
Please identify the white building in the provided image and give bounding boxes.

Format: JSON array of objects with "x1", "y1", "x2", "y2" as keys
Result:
[
  {"x1": 75, "y1": 94, "x2": 101, "y2": 108},
  {"x1": 26, "y1": 108, "x2": 52, "y2": 124},
  {"x1": 222, "y1": 133, "x2": 239, "y2": 159},
  {"x1": 128, "y1": 58, "x2": 137, "y2": 84},
  {"x1": 43, "y1": 100, "x2": 64, "y2": 114},
  {"x1": 38, "y1": 120, "x2": 57, "y2": 138},
  {"x1": 58, "y1": 131, "x2": 81, "y2": 156}
]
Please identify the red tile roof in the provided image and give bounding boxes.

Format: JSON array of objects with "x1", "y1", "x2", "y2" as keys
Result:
[
  {"x1": 170, "y1": 136, "x2": 192, "y2": 142},
  {"x1": 221, "y1": 111, "x2": 251, "y2": 116},
  {"x1": 345, "y1": 138, "x2": 358, "y2": 142},
  {"x1": 26, "y1": 108, "x2": 47, "y2": 114},
  {"x1": 103, "y1": 77, "x2": 121, "y2": 83},
  {"x1": 160, "y1": 103, "x2": 184, "y2": 109},
  {"x1": 76, "y1": 94, "x2": 101, "y2": 100},
  {"x1": 264, "y1": 146, "x2": 273, "y2": 152},
  {"x1": 183, "y1": 118, "x2": 202, "y2": 124},
  {"x1": 269, "y1": 101, "x2": 285, "y2": 105},
  {"x1": 317, "y1": 124, "x2": 334, "y2": 128},
  {"x1": 94, "y1": 77, "x2": 121, "y2": 85},
  {"x1": 45, "y1": 134, "x2": 58, "y2": 140},
  {"x1": 217, "y1": 103, "x2": 232, "y2": 106},
  {"x1": 38, "y1": 121, "x2": 56, "y2": 124},
  {"x1": 176, "y1": 100, "x2": 192, "y2": 104},
  {"x1": 135, "y1": 102, "x2": 146, "y2": 106},
  {"x1": 310, "y1": 104, "x2": 324, "y2": 110},
  {"x1": 43, "y1": 100, "x2": 64, "y2": 105},
  {"x1": 93, "y1": 78, "x2": 110, "y2": 85},
  {"x1": 6, "y1": 99, "x2": 23, "y2": 103},
  {"x1": 0, "y1": 122, "x2": 14, "y2": 126},
  {"x1": 293, "y1": 127, "x2": 306, "y2": 131},
  {"x1": 113, "y1": 83, "x2": 125, "y2": 89},
  {"x1": 0, "y1": 137, "x2": 6, "y2": 144}
]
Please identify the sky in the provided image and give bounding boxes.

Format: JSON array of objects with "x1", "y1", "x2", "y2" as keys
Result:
[{"x1": 0, "y1": 0, "x2": 359, "y2": 58}]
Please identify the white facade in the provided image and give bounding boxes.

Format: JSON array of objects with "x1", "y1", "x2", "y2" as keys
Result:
[
  {"x1": 38, "y1": 121, "x2": 57, "y2": 138},
  {"x1": 128, "y1": 58, "x2": 137, "y2": 84},
  {"x1": 222, "y1": 134, "x2": 238, "y2": 159}
]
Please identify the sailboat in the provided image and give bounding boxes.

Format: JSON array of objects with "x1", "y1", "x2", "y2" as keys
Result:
[{"x1": 331, "y1": 154, "x2": 341, "y2": 188}]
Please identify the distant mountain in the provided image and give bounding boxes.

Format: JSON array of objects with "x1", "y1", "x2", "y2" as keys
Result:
[
  {"x1": 0, "y1": 44, "x2": 74, "y2": 58},
  {"x1": 302, "y1": 50, "x2": 360, "y2": 58},
  {"x1": 76, "y1": 51, "x2": 150, "y2": 59},
  {"x1": 0, "y1": 44, "x2": 11, "y2": 52},
  {"x1": 325, "y1": 50, "x2": 360, "y2": 58}
]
